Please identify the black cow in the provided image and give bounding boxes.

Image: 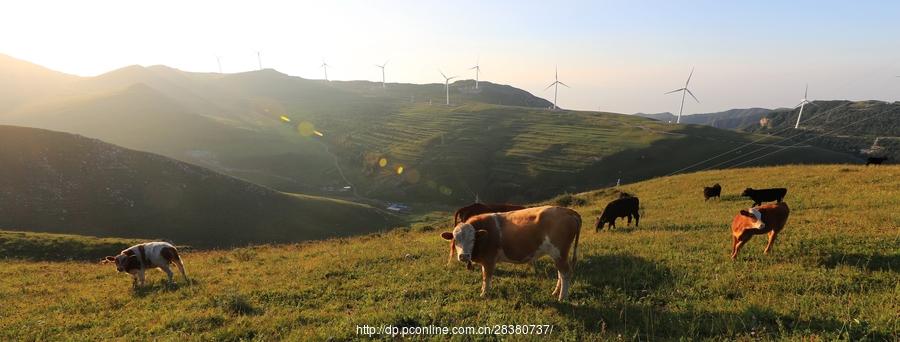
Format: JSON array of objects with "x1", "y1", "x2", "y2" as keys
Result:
[
  {"x1": 595, "y1": 196, "x2": 640, "y2": 231},
  {"x1": 866, "y1": 157, "x2": 888, "y2": 166},
  {"x1": 703, "y1": 183, "x2": 722, "y2": 200},
  {"x1": 741, "y1": 187, "x2": 787, "y2": 206}
]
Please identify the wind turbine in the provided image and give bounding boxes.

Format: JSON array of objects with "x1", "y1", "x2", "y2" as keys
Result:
[
  {"x1": 256, "y1": 51, "x2": 262, "y2": 70},
  {"x1": 440, "y1": 70, "x2": 458, "y2": 106},
  {"x1": 470, "y1": 58, "x2": 481, "y2": 89},
  {"x1": 375, "y1": 61, "x2": 388, "y2": 88},
  {"x1": 793, "y1": 84, "x2": 815, "y2": 129},
  {"x1": 321, "y1": 60, "x2": 330, "y2": 81},
  {"x1": 544, "y1": 67, "x2": 569, "y2": 110},
  {"x1": 665, "y1": 67, "x2": 699, "y2": 123}
]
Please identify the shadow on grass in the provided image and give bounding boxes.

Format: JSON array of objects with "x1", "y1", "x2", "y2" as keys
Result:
[
  {"x1": 544, "y1": 253, "x2": 892, "y2": 339},
  {"x1": 819, "y1": 253, "x2": 899, "y2": 273},
  {"x1": 552, "y1": 296, "x2": 889, "y2": 339},
  {"x1": 131, "y1": 278, "x2": 195, "y2": 297}
]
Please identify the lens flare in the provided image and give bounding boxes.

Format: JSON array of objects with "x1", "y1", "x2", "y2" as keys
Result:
[
  {"x1": 297, "y1": 121, "x2": 315, "y2": 137},
  {"x1": 396, "y1": 166, "x2": 404, "y2": 175},
  {"x1": 313, "y1": 130, "x2": 324, "y2": 137},
  {"x1": 404, "y1": 169, "x2": 421, "y2": 183},
  {"x1": 280, "y1": 115, "x2": 291, "y2": 123},
  {"x1": 378, "y1": 158, "x2": 388, "y2": 167}
]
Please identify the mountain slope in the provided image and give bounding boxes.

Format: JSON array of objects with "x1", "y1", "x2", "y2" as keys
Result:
[
  {"x1": 635, "y1": 107, "x2": 774, "y2": 129},
  {"x1": 0, "y1": 125, "x2": 395, "y2": 247},
  {"x1": 0, "y1": 56, "x2": 865, "y2": 205},
  {"x1": 324, "y1": 104, "x2": 859, "y2": 203},
  {"x1": 1, "y1": 164, "x2": 896, "y2": 340},
  {"x1": 745, "y1": 100, "x2": 900, "y2": 160},
  {"x1": 0, "y1": 54, "x2": 79, "y2": 112}
]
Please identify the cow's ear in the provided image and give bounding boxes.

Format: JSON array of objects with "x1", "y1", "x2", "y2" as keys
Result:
[
  {"x1": 475, "y1": 230, "x2": 488, "y2": 238},
  {"x1": 122, "y1": 250, "x2": 135, "y2": 256},
  {"x1": 739, "y1": 210, "x2": 754, "y2": 218},
  {"x1": 440, "y1": 232, "x2": 454, "y2": 241}
]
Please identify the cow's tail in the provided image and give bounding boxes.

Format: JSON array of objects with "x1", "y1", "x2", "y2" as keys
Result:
[{"x1": 571, "y1": 210, "x2": 582, "y2": 278}]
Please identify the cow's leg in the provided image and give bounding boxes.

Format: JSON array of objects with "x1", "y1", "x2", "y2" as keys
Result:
[
  {"x1": 626, "y1": 215, "x2": 632, "y2": 225},
  {"x1": 138, "y1": 269, "x2": 146, "y2": 287},
  {"x1": 764, "y1": 231, "x2": 778, "y2": 254},
  {"x1": 131, "y1": 274, "x2": 138, "y2": 288},
  {"x1": 731, "y1": 236, "x2": 738, "y2": 257},
  {"x1": 554, "y1": 257, "x2": 572, "y2": 301},
  {"x1": 731, "y1": 235, "x2": 751, "y2": 260},
  {"x1": 634, "y1": 212, "x2": 640, "y2": 227},
  {"x1": 160, "y1": 265, "x2": 175, "y2": 285},
  {"x1": 480, "y1": 262, "x2": 495, "y2": 297}
]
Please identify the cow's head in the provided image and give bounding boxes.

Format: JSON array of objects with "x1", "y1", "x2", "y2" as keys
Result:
[
  {"x1": 738, "y1": 208, "x2": 765, "y2": 230},
  {"x1": 594, "y1": 216, "x2": 607, "y2": 231},
  {"x1": 741, "y1": 188, "x2": 753, "y2": 196},
  {"x1": 101, "y1": 253, "x2": 136, "y2": 273},
  {"x1": 441, "y1": 223, "x2": 487, "y2": 266}
]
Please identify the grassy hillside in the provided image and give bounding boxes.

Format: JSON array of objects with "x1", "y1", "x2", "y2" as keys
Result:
[
  {"x1": 0, "y1": 56, "x2": 863, "y2": 205},
  {"x1": 326, "y1": 103, "x2": 859, "y2": 203},
  {"x1": 1, "y1": 165, "x2": 896, "y2": 340},
  {"x1": 746, "y1": 100, "x2": 900, "y2": 161},
  {"x1": 0, "y1": 125, "x2": 396, "y2": 247},
  {"x1": 636, "y1": 107, "x2": 774, "y2": 129}
]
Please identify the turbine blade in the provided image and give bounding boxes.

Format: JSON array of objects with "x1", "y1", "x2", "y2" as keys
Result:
[
  {"x1": 686, "y1": 88, "x2": 699, "y2": 103},
  {"x1": 804, "y1": 84, "x2": 808, "y2": 99},
  {"x1": 665, "y1": 88, "x2": 685, "y2": 94},
  {"x1": 558, "y1": 81, "x2": 570, "y2": 88},
  {"x1": 440, "y1": 70, "x2": 447, "y2": 79},
  {"x1": 545, "y1": 82, "x2": 557, "y2": 90},
  {"x1": 686, "y1": 67, "x2": 694, "y2": 86}
]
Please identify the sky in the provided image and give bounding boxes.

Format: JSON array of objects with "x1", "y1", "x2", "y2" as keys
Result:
[{"x1": 3, "y1": 0, "x2": 900, "y2": 114}]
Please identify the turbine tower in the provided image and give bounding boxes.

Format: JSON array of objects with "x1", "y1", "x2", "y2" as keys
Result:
[
  {"x1": 256, "y1": 51, "x2": 262, "y2": 70},
  {"x1": 216, "y1": 56, "x2": 222, "y2": 74},
  {"x1": 321, "y1": 60, "x2": 330, "y2": 81},
  {"x1": 470, "y1": 58, "x2": 481, "y2": 89},
  {"x1": 544, "y1": 67, "x2": 569, "y2": 110},
  {"x1": 665, "y1": 67, "x2": 699, "y2": 123},
  {"x1": 793, "y1": 84, "x2": 815, "y2": 129},
  {"x1": 375, "y1": 61, "x2": 388, "y2": 88},
  {"x1": 440, "y1": 71, "x2": 458, "y2": 106}
]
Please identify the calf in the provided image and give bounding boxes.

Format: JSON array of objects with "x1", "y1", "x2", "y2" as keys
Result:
[
  {"x1": 449, "y1": 203, "x2": 526, "y2": 263},
  {"x1": 703, "y1": 183, "x2": 722, "y2": 200},
  {"x1": 441, "y1": 206, "x2": 581, "y2": 301},
  {"x1": 102, "y1": 242, "x2": 189, "y2": 287},
  {"x1": 730, "y1": 202, "x2": 790, "y2": 260},
  {"x1": 866, "y1": 157, "x2": 888, "y2": 166},
  {"x1": 595, "y1": 196, "x2": 640, "y2": 231},
  {"x1": 741, "y1": 187, "x2": 787, "y2": 206}
]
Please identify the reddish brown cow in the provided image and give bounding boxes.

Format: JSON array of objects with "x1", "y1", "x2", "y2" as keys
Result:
[
  {"x1": 441, "y1": 206, "x2": 581, "y2": 301},
  {"x1": 448, "y1": 203, "x2": 526, "y2": 263},
  {"x1": 730, "y1": 202, "x2": 790, "y2": 260}
]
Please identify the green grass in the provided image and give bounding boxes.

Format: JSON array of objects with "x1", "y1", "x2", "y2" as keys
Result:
[
  {"x1": 0, "y1": 125, "x2": 398, "y2": 247},
  {"x1": 1, "y1": 165, "x2": 897, "y2": 340}
]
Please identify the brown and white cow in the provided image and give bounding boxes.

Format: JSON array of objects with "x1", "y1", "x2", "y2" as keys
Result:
[
  {"x1": 448, "y1": 203, "x2": 527, "y2": 264},
  {"x1": 441, "y1": 206, "x2": 582, "y2": 301},
  {"x1": 730, "y1": 202, "x2": 790, "y2": 260},
  {"x1": 102, "y1": 242, "x2": 189, "y2": 287}
]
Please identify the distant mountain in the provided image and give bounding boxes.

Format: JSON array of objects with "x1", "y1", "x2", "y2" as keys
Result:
[
  {"x1": 635, "y1": 108, "x2": 774, "y2": 129},
  {"x1": 0, "y1": 54, "x2": 78, "y2": 112},
  {"x1": 0, "y1": 125, "x2": 395, "y2": 247},
  {"x1": 743, "y1": 100, "x2": 900, "y2": 161},
  {"x1": 0, "y1": 55, "x2": 863, "y2": 205}
]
